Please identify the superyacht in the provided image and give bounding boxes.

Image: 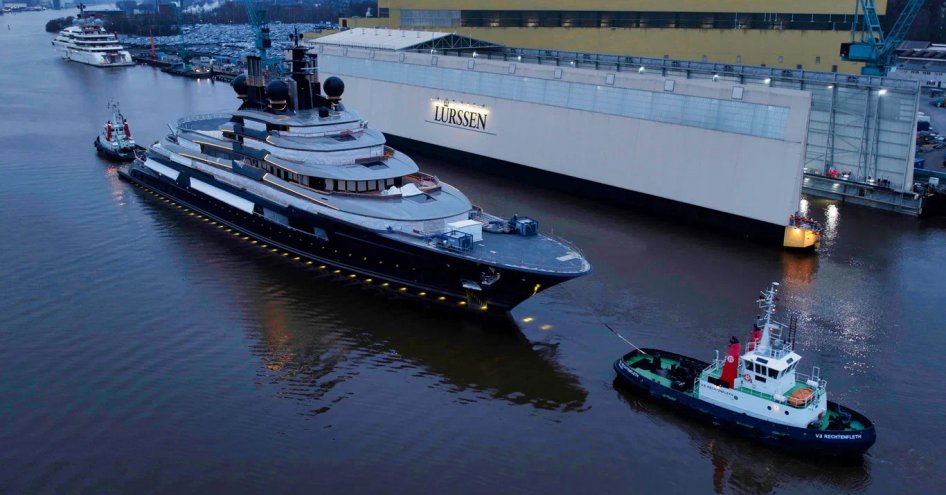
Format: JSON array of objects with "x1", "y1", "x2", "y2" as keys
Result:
[
  {"x1": 51, "y1": 4, "x2": 133, "y2": 67},
  {"x1": 119, "y1": 46, "x2": 590, "y2": 314}
]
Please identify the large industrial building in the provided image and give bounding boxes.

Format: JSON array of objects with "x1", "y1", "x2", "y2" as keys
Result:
[
  {"x1": 341, "y1": 0, "x2": 887, "y2": 74},
  {"x1": 892, "y1": 42, "x2": 946, "y2": 89},
  {"x1": 309, "y1": 29, "x2": 817, "y2": 241},
  {"x1": 308, "y1": 27, "x2": 925, "y2": 236}
]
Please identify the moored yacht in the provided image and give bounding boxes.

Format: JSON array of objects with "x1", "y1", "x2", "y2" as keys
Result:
[
  {"x1": 51, "y1": 4, "x2": 133, "y2": 68},
  {"x1": 119, "y1": 45, "x2": 590, "y2": 315}
]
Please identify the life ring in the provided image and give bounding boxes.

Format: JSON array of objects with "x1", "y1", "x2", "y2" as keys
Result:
[{"x1": 743, "y1": 373, "x2": 752, "y2": 382}]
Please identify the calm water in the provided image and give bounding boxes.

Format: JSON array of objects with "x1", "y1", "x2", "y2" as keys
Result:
[{"x1": 2, "y1": 12, "x2": 945, "y2": 494}]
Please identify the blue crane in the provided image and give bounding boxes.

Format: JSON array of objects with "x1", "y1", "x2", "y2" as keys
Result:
[
  {"x1": 174, "y1": 0, "x2": 191, "y2": 69},
  {"x1": 841, "y1": 0, "x2": 928, "y2": 76},
  {"x1": 242, "y1": 0, "x2": 282, "y2": 77}
]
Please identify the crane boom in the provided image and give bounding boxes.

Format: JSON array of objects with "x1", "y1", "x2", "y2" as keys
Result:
[
  {"x1": 242, "y1": 0, "x2": 281, "y2": 77},
  {"x1": 841, "y1": 0, "x2": 928, "y2": 76}
]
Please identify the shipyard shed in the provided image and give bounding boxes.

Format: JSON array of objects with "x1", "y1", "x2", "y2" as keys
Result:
[{"x1": 309, "y1": 30, "x2": 815, "y2": 240}]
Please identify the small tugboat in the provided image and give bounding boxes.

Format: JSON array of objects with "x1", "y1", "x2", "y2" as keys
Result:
[
  {"x1": 94, "y1": 101, "x2": 142, "y2": 162},
  {"x1": 614, "y1": 282, "x2": 875, "y2": 456},
  {"x1": 783, "y1": 212, "x2": 822, "y2": 249}
]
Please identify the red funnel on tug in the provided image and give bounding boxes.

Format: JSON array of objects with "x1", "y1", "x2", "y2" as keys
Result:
[
  {"x1": 720, "y1": 336, "x2": 741, "y2": 388},
  {"x1": 748, "y1": 324, "x2": 763, "y2": 351}
]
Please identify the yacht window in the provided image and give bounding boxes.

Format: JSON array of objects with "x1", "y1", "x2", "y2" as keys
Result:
[
  {"x1": 347, "y1": 181, "x2": 356, "y2": 192},
  {"x1": 357, "y1": 181, "x2": 367, "y2": 192},
  {"x1": 326, "y1": 179, "x2": 334, "y2": 191},
  {"x1": 385, "y1": 178, "x2": 394, "y2": 187},
  {"x1": 767, "y1": 368, "x2": 779, "y2": 379}
]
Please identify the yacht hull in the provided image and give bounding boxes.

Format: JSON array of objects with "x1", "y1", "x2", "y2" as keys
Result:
[
  {"x1": 52, "y1": 43, "x2": 133, "y2": 67},
  {"x1": 614, "y1": 349, "x2": 876, "y2": 457},
  {"x1": 119, "y1": 163, "x2": 579, "y2": 315}
]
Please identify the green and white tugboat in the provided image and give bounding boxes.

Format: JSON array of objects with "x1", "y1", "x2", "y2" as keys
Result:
[{"x1": 614, "y1": 282, "x2": 876, "y2": 456}]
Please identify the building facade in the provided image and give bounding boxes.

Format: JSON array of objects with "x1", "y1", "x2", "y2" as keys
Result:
[
  {"x1": 311, "y1": 33, "x2": 816, "y2": 237},
  {"x1": 341, "y1": 1, "x2": 887, "y2": 74},
  {"x1": 892, "y1": 42, "x2": 946, "y2": 89}
]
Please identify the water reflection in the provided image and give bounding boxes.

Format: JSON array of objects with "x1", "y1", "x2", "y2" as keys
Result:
[
  {"x1": 137, "y1": 196, "x2": 589, "y2": 412},
  {"x1": 824, "y1": 203, "x2": 841, "y2": 243},
  {"x1": 780, "y1": 251, "x2": 819, "y2": 288},
  {"x1": 613, "y1": 380, "x2": 870, "y2": 494}
]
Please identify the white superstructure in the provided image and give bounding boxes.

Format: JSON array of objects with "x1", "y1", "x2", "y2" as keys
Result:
[
  {"x1": 699, "y1": 283, "x2": 827, "y2": 428},
  {"x1": 51, "y1": 11, "x2": 132, "y2": 68}
]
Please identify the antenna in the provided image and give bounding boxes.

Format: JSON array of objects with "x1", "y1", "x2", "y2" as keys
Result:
[{"x1": 789, "y1": 314, "x2": 798, "y2": 348}]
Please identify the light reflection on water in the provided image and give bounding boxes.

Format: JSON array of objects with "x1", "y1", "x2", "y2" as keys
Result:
[{"x1": 824, "y1": 203, "x2": 841, "y2": 243}]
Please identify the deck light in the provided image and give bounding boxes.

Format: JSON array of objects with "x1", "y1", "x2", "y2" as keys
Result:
[
  {"x1": 638, "y1": 66, "x2": 645, "y2": 73},
  {"x1": 878, "y1": 89, "x2": 888, "y2": 96},
  {"x1": 763, "y1": 78, "x2": 771, "y2": 85}
]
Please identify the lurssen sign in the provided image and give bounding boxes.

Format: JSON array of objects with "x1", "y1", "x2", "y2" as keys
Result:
[{"x1": 428, "y1": 99, "x2": 490, "y2": 133}]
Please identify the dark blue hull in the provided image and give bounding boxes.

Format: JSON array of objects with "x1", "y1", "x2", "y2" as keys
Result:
[
  {"x1": 614, "y1": 349, "x2": 876, "y2": 457},
  {"x1": 118, "y1": 160, "x2": 580, "y2": 315},
  {"x1": 94, "y1": 136, "x2": 141, "y2": 163}
]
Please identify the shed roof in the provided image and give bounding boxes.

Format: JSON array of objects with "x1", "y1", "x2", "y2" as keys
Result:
[{"x1": 305, "y1": 28, "x2": 500, "y2": 52}]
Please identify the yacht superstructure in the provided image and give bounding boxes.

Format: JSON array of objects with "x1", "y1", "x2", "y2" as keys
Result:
[
  {"x1": 51, "y1": 5, "x2": 132, "y2": 68},
  {"x1": 119, "y1": 46, "x2": 590, "y2": 315}
]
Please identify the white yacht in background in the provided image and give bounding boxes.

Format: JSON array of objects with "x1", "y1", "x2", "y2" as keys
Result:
[{"x1": 51, "y1": 4, "x2": 132, "y2": 67}]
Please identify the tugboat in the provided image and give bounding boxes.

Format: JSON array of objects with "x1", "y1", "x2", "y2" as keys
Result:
[
  {"x1": 783, "y1": 212, "x2": 822, "y2": 249},
  {"x1": 94, "y1": 101, "x2": 142, "y2": 162},
  {"x1": 118, "y1": 44, "x2": 590, "y2": 315},
  {"x1": 614, "y1": 282, "x2": 875, "y2": 456}
]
